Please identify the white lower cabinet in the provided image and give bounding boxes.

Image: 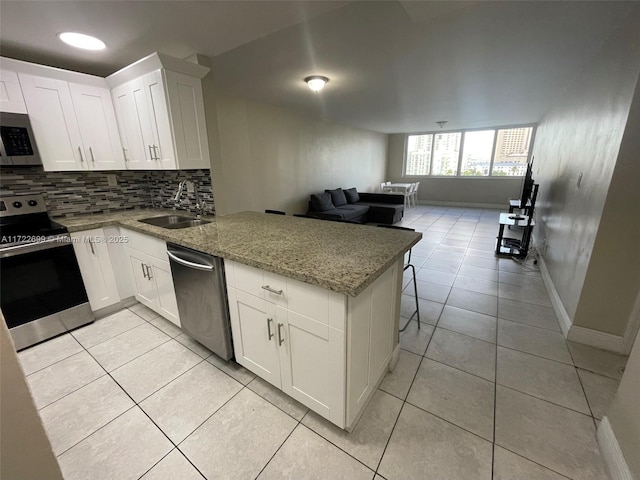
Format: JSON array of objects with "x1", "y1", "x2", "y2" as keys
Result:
[
  {"x1": 71, "y1": 228, "x2": 120, "y2": 311},
  {"x1": 121, "y1": 229, "x2": 180, "y2": 327},
  {"x1": 226, "y1": 259, "x2": 399, "y2": 430}
]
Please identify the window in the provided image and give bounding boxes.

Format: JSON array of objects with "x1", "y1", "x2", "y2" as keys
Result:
[
  {"x1": 405, "y1": 126, "x2": 534, "y2": 177},
  {"x1": 492, "y1": 127, "x2": 533, "y2": 176},
  {"x1": 461, "y1": 130, "x2": 495, "y2": 176},
  {"x1": 405, "y1": 134, "x2": 432, "y2": 176},
  {"x1": 432, "y1": 132, "x2": 461, "y2": 176}
]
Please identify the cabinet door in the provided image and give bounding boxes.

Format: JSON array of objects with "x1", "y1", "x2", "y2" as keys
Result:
[
  {"x1": 18, "y1": 73, "x2": 85, "y2": 171},
  {"x1": 71, "y1": 229, "x2": 120, "y2": 311},
  {"x1": 164, "y1": 69, "x2": 210, "y2": 169},
  {"x1": 111, "y1": 79, "x2": 156, "y2": 169},
  {"x1": 0, "y1": 69, "x2": 27, "y2": 114},
  {"x1": 228, "y1": 289, "x2": 281, "y2": 387},
  {"x1": 144, "y1": 70, "x2": 176, "y2": 169},
  {"x1": 126, "y1": 248, "x2": 157, "y2": 309},
  {"x1": 278, "y1": 308, "x2": 345, "y2": 426},
  {"x1": 69, "y1": 83, "x2": 125, "y2": 170},
  {"x1": 150, "y1": 260, "x2": 180, "y2": 327}
]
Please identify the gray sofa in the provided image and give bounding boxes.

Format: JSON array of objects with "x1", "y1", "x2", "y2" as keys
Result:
[{"x1": 307, "y1": 187, "x2": 404, "y2": 224}]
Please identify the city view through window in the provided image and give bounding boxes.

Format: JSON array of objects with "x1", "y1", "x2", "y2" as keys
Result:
[{"x1": 405, "y1": 126, "x2": 534, "y2": 177}]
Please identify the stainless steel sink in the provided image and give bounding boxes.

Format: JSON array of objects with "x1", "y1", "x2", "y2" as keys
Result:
[{"x1": 139, "y1": 215, "x2": 211, "y2": 229}]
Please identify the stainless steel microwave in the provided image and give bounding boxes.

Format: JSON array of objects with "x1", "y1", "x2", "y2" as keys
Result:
[{"x1": 0, "y1": 112, "x2": 41, "y2": 166}]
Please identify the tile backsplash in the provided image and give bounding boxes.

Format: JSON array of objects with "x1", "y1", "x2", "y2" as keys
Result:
[{"x1": 0, "y1": 167, "x2": 215, "y2": 218}]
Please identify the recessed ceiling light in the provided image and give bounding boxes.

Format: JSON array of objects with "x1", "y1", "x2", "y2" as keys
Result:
[
  {"x1": 58, "y1": 32, "x2": 106, "y2": 51},
  {"x1": 304, "y1": 76, "x2": 329, "y2": 93}
]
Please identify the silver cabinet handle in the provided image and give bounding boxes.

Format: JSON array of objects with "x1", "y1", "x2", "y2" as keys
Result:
[
  {"x1": 277, "y1": 323, "x2": 284, "y2": 346},
  {"x1": 141, "y1": 263, "x2": 148, "y2": 279},
  {"x1": 146, "y1": 264, "x2": 153, "y2": 279},
  {"x1": 148, "y1": 145, "x2": 154, "y2": 161},
  {"x1": 78, "y1": 146, "x2": 84, "y2": 162},
  {"x1": 267, "y1": 318, "x2": 274, "y2": 340},
  {"x1": 152, "y1": 145, "x2": 159, "y2": 160},
  {"x1": 123, "y1": 147, "x2": 128, "y2": 162},
  {"x1": 89, "y1": 239, "x2": 95, "y2": 255},
  {"x1": 89, "y1": 146, "x2": 95, "y2": 162},
  {"x1": 261, "y1": 285, "x2": 283, "y2": 295}
]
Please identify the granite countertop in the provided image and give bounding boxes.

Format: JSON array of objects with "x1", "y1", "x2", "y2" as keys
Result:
[{"x1": 58, "y1": 209, "x2": 422, "y2": 296}]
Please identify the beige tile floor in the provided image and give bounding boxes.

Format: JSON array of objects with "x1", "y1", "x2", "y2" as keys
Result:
[{"x1": 18, "y1": 205, "x2": 628, "y2": 480}]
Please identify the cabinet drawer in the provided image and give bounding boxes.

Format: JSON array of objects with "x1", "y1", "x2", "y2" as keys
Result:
[
  {"x1": 121, "y1": 228, "x2": 167, "y2": 260},
  {"x1": 286, "y1": 277, "x2": 346, "y2": 331},
  {"x1": 231, "y1": 261, "x2": 287, "y2": 306},
  {"x1": 227, "y1": 260, "x2": 346, "y2": 330}
]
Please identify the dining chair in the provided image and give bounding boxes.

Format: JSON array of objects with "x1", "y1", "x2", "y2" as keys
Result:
[
  {"x1": 411, "y1": 181, "x2": 420, "y2": 208},
  {"x1": 404, "y1": 183, "x2": 415, "y2": 210},
  {"x1": 377, "y1": 225, "x2": 420, "y2": 332}
]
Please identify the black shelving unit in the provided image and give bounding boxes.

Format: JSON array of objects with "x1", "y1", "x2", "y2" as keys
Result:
[{"x1": 497, "y1": 184, "x2": 539, "y2": 258}]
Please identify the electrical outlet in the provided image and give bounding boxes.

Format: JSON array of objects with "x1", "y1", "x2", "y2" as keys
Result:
[
  {"x1": 186, "y1": 180, "x2": 195, "y2": 193},
  {"x1": 106, "y1": 174, "x2": 118, "y2": 187}
]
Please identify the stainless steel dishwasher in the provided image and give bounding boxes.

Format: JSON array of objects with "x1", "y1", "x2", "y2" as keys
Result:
[{"x1": 166, "y1": 243, "x2": 233, "y2": 360}]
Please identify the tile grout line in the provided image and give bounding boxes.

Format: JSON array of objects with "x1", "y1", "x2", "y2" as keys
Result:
[{"x1": 373, "y1": 293, "x2": 447, "y2": 476}]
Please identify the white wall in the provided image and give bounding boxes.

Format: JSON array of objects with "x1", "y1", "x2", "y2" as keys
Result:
[
  {"x1": 209, "y1": 92, "x2": 388, "y2": 216},
  {"x1": 604, "y1": 331, "x2": 640, "y2": 477},
  {"x1": 386, "y1": 133, "x2": 522, "y2": 207},
  {"x1": 0, "y1": 317, "x2": 63, "y2": 480},
  {"x1": 531, "y1": 10, "x2": 640, "y2": 336},
  {"x1": 572, "y1": 73, "x2": 640, "y2": 337}
]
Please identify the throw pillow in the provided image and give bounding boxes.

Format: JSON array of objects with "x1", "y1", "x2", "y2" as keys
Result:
[
  {"x1": 343, "y1": 187, "x2": 360, "y2": 204},
  {"x1": 310, "y1": 192, "x2": 335, "y2": 212},
  {"x1": 325, "y1": 188, "x2": 347, "y2": 207}
]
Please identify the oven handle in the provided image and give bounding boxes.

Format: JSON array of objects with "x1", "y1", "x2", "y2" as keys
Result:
[{"x1": 0, "y1": 235, "x2": 71, "y2": 258}]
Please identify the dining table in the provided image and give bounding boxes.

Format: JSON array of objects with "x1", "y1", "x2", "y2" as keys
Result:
[{"x1": 382, "y1": 182, "x2": 413, "y2": 193}]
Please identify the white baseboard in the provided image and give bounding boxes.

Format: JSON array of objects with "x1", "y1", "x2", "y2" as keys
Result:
[
  {"x1": 568, "y1": 325, "x2": 625, "y2": 354},
  {"x1": 390, "y1": 343, "x2": 400, "y2": 371},
  {"x1": 92, "y1": 296, "x2": 137, "y2": 319},
  {"x1": 417, "y1": 200, "x2": 505, "y2": 210},
  {"x1": 536, "y1": 252, "x2": 572, "y2": 337},
  {"x1": 597, "y1": 416, "x2": 634, "y2": 480},
  {"x1": 537, "y1": 243, "x2": 628, "y2": 353}
]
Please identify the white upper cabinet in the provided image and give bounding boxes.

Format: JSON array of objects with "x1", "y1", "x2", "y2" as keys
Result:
[
  {"x1": 18, "y1": 73, "x2": 87, "y2": 171},
  {"x1": 68, "y1": 83, "x2": 125, "y2": 170},
  {"x1": 3, "y1": 56, "x2": 126, "y2": 171},
  {"x1": 0, "y1": 68, "x2": 27, "y2": 114},
  {"x1": 111, "y1": 77, "x2": 155, "y2": 169},
  {"x1": 107, "y1": 53, "x2": 211, "y2": 170}
]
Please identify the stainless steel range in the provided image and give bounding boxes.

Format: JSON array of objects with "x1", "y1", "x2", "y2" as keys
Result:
[{"x1": 0, "y1": 194, "x2": 93, "y2": 350}]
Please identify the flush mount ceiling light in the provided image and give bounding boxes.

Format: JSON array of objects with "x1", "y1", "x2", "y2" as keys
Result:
[
  {"x1": 58, "y1": 32, "x2": 106, "y2": 50},
  {"x1": 304, "y1": 76, "x2": 329, "y2": 93}
]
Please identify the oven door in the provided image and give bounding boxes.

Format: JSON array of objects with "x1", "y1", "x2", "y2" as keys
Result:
[{"x1": 0, "y1": 236, "x2": 93, "y2": 349}]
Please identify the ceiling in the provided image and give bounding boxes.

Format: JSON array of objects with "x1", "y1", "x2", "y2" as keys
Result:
[{"x1": 1, "y1": 1, "x2": 637, "y2": 133}]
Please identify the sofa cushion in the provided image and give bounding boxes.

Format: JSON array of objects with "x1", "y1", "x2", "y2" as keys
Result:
[
  {"x1": 310, "y1": 192, "x2": 334, "y2": 212},
  {"x1": 343, "y1": 187, "x2": 360, "y2": 204},
  {"x1": 325, "y1": 188, "x2": 347, "y2": 207},
  {"x1": 339, "y1": 204, "x2": 370, "y2": 216},
  {"x1": 319, "y1": 204, "x2": 369, "y2": 221}
]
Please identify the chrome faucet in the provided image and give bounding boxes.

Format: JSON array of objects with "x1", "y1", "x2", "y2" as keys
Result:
[
  {"x1": 174, "y1": 179, "x2": 188, "y2": 208},
  {"x1": 194, "y1": 181, "x2": 205, "y2": 218},
  {"x1": 174, "y1": 178, "x2": 206, "y2": 218}
]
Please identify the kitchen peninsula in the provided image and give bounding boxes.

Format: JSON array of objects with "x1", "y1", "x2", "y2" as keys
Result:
[{"x1": 59, "y1": 210, "x2": 421, "y2": 430}]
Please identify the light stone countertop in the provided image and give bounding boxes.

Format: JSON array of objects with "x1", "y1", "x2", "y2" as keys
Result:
[{"x1": 58, "y1": 209, "x2": 421, "y2": 296}]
